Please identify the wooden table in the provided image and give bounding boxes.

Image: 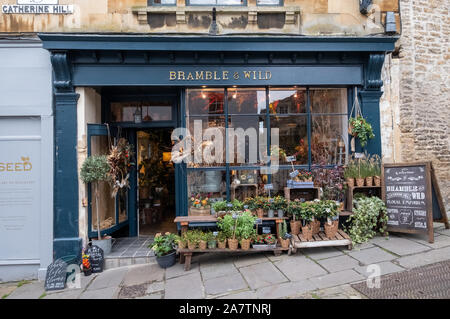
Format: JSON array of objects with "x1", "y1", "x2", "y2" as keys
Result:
[
  {"x1": 174, "y1": 215, "x2": 289, "y2": 238},
  {"x1": 174, "y1": 215, "x2": 291, "y2": 270}
]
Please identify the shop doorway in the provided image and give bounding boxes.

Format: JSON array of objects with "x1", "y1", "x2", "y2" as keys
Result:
[{"x1": 137, "y1": 128, "x2": 176, "y2": 236}]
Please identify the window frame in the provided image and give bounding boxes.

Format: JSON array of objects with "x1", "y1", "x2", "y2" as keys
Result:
[
  {"x1": 149, "y1": 0, "x2": 177, "y2": 6},
  {"x1": 185, "y1": 86, "x2": 350, "y2": 202},
  {"x1": 256, "y1": 0, "x2": 283, "y2": 6},
  {"x1": 185, "y1": 0, "x2": 247, "y2": 6}
]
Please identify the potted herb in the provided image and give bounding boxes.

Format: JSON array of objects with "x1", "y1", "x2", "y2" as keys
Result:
[
  {"x1": 149, "y1": 232, "x2": 177, "y2": 268},
  {"x1": 198, "y1": 231, "x2": 207, "y2": 250},
  {"x1": 236, "y1": 211, "x2": 257, "y2": 250},
  {"x1": 344, "y1": 160, "x2": 357, "y2": 188},
  {"x1": 279, "y1": 220, "x2": 290, "y2": 248},
  {"x1": 218, "y1": 213, "x2": 239, "y2": 250},
  {"x1": 372, "y1": 155, "x2": 382, "y2": 186},
  {"x1": 185, "y1": 230, "x2": 200, "y2": 250},
  {"x1": 80, "y1": 155, "x2": 113, "y2": 254},
  {"x1": 348, "y1": 115, "x2": 375, "y2": 148},
  {"x1": 273, "y1": 196, "x2": 287, "y2": 217},
  {"x1": 217, "y1": 231, "x2": 227, "y2": 249},
  {"x1": 299, "y1": 202, "x2": 314, "y2": 240},
  {"x1": 212, "y1": 200, "x2": 228, "y2": 217},
  {"x1": 322, "y1": 200, "x2": 340, "y2": 239},
  {"x1": 175, "y1": 234, "x2": 187, "y2": 249},
  {"x1": 287, "y1": 200, "x2": 302, "y2": 235},
  {"x1": 207, "y1": 232, "x2": 217, "y2": 249}
]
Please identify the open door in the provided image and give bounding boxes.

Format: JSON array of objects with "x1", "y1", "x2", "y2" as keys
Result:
[{"x1": 86, "y1": 124, "x2": 130, "y2": 238}]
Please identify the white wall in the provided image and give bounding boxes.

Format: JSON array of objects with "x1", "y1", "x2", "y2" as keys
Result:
[{"x1": 0, "y1": 39, "x2": 53, "y2": 282}]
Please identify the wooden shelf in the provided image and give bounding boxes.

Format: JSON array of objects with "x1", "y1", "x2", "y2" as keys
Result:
[
  {"x1": 284, "y1": 187, "x2": 320, "y2": 202},
  {"x1": 346, "y1": 185, "x2": 382, "y2": 212}
]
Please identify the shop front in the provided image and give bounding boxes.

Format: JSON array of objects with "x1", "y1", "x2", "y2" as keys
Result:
[{"x1": 39, "y1": 34, "x2": 397, "y2": 259}]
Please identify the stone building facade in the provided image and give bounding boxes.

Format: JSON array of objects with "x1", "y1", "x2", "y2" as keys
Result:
[{"x1": 380, "y1": 0, "x2": 449, "y2": 210}]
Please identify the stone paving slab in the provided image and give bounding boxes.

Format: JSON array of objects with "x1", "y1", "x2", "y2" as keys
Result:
[
  {"x1": 308, "y1": 269, "x2": 365, "y2": 290},
  {"x1": 200, "y1": 260, "x2": 239, "y2": 281},
  {"x1": 239, "y1": 262, "x2": 288, "y2": 290},
  {"x1": 7, "y1": 281, "x2": 45, "y2": 299},
  {"x1": 204, "y1": 273, "x2": 248, "y2": 296},
  {"x1": 353, "y1": 261, "x2": 405, "y2": 277},
  {"x1": 0, "y1": 283, "x2": 18, "y2": 299},
  {"x1": 166, "y1": 262, "x2": 199, "y2": 279},
  {"x1": 301, "y1": 247, "x2": 343, "y2": 260},
  {"x1": 396, "y1": 246, "x2": 450, "y2": 269},
  {"x1": 218, "y1": 290, "x2": 257, "y2": 299},
  {"x1": 80, "y1": 286, "x2": 119, "y2": 299},
  {"x1": 297, "y1": 284, "x2": 367, "y2": 299},
  {"x1": 436, "y1": 227, "x2": 450, "y2": 236},
  {"x1": 136, "y1": 293, "x2": 163, "y2": 299},
  {"x1": 232, "y1": 253, "x2": 270, "y2": 268},
  {"x1": 255, "y1": 279, "x2": 317, "y2": 299},
  {"x1": 121, "y1": 264, "x2": 164, "y2": 286},
  {"x1": 273, "y1": 255, "x2": 327, "y2": 281},
  {"x1": 146, "y1": 281, "x2": 165, "y2": 294},
  {"x1": 165, "y1": 272, "x2": 204, "y2": 299},
  {"x1": 43, "y1": 288, "x2": 83, "y2": 299},
  {"x1": 317, "y1": 255, "x2": 360, "y2": 272},
  {"x1": 402, "y1": 232, "x2": 450, "y2": 249},
  {"x1": 348, "y1": 247, "x2": 396, "y2": 265},
  {"x1": 370, "y1": 235, "x2": 430, "y2": 256},
  {"x1": 87, "y1": 267, "x2": 128, "y2": 291}
]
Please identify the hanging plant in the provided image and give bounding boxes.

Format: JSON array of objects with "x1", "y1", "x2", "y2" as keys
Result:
[
  {"x1": 107, "y1": 138, "x2": 135, "y2": 197},
  {"x1": 348, "y1": 116, "x2": 375, "y2": 148}
]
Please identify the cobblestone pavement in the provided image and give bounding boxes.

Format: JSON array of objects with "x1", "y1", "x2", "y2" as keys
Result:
[{"x1": 2, "y1": 223, "x2": 450, "y2": 300}]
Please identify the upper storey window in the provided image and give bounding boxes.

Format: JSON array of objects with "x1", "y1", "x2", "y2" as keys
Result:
[
  {"x1": 187, "y1": 0, "x2": 245, "y2": 5},
  {"x1": 152, "y1": 0, "x2": 176, "y2": 5},
  {"x1": 256, "y1": 0, "x2": 282, "y2": 5}
]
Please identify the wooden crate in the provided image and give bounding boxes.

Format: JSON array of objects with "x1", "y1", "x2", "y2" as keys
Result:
[
  {"x1": 284, "y1": 187, "x2": 320, "y2": 202},
  {"x1": 346, "y1": 186, "x2": 381, "y2": 211},
  {"x1": 290, "y1": 229, "x2": 352, "y2": 253}
]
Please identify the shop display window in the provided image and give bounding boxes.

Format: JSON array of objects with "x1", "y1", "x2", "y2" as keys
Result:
[{"x1": 111, "y1": 101, "x2": 172, "y2": 122}]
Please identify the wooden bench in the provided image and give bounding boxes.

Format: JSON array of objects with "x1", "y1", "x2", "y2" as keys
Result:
[{"x1": 174, "y1": 215, "x2": 292, "y2": 271}]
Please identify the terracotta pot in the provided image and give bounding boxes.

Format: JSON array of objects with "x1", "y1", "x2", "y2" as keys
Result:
[
  {"x1": 240, "y1": 239, "x2": 251, "y2": 250},
  {"x1": 374, "y1": 176, "x2": 381, "y2": 187},
  {"x1": 311, "y1": 219, "x2": 321, "y2": 235},
  {"x1": 279, "y1": 238, "x2": 290, "y2": 248},
  {"x1": 199, "y1": 240, "x2": 207, "y2": 250},
  {"x1": 302, "y1": 224, "x2": 313, "y2": 241},
  {"x1": 187, "y1": 241, "x2": 197, "y2": 250},
  {"x1": 346, "y1": 177, "x2": 355, "y2": 188},
  {"x1": 217, "y1": 240, "x2": 227, "y2": 249},
  {"x1": 365, "y1": 176, "x2": 373, "y2": 186},
  {"x1": 290, "y1": 220, "x2": 301, "y2": 235},
  {"x1": 324, "y1": 220, "x2": 339, "y2": 239},
  {"x1": 228, "y1": 238, "x2": 239, "y2": 250},
  {"x1": 355, "y1": 178, "x2": 365, "y2": 187},
  {"x1": 256, "y1": 208, "x2": 264, "y2": 219},
  {"x1": 338, "y1": 202, "x2": 345, "y2": 211}
]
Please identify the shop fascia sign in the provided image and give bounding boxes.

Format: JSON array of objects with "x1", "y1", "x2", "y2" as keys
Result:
[
  {"x1": 169, "y1": 69, "x2": 273, "y2": 82},
  {"x1": 2, "y1": 0, "x2": 73, "y2": 14}
]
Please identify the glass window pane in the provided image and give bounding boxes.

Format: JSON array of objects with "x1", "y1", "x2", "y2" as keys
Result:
[
  {"x1": 153, "y1": 0, "x2": 176, "y2": 4},
  {"x1": 90, "y1": 135, "x2": 116, "y2": 231},
  {"x1": 310, "y1": 88, "x2": 347, "y2": 114},
  {"x1": 228, "y1": 115, "x2": 266, "y2": 166},
  {"x1": 187, "y1": 170, "x2": 226, "y2": 200},
  {"x1": 188, "y1": 0, "x2": 244, "y2": 4},
  {"x1": 257, "y1": 0, "x2": 280, "y2": 4},
  {"x1": 270, "y1": 116, "x2": 308, "y2": 165},
  {"x1": 230, "y1": 169, "x2": 263, "y2": 201},
  {"x1": 189, "y1": 0, "x2": 216, "y2": 4},
  {"x1": 118, "y1": 188, "x2": 128, "y2": 224},
  {"x1": 187, "y1": 116, "x2": 226, "y2": 167},
  {"x1": 187, "y1": 89, "x2": 224, "y2": 115},
  {"x1": 227, "y1": 88, "x2": 266, "y2": 114},
  {"x1": 269, "y1": 88, "x2": 306, "y2": 114},
  {"x1": 111, "y1": 100, "x2": 173, "y2": 122},
  {"x1": 311, "y1": 115, "x2": 348, "y2": 165}
]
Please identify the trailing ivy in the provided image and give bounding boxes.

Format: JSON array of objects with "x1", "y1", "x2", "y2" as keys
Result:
[
  {"x1": 345, "y1": 196, "x2": 388, "y2": 244},
  {"x1": 349, "y1": 116, "x2": 375, "y2": 147}
]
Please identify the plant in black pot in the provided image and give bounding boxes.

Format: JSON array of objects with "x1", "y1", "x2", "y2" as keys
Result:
[{"x1": 149, "y1": 232, "x2": 177, "y2": 268}]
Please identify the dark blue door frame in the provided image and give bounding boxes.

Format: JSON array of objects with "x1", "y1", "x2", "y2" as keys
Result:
[{"x1": 42, "y1": 35, "x2": 397, "y2": 260}]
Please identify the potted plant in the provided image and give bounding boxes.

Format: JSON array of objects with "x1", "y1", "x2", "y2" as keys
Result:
[
  {"x1": 273, "y1": 196, "x2": 287, "y2": 217},
  {"x1": 212, "y1": 200, "x2": 228, "y2": 217},
  {"x1": 344, "y1": 160, "x2": 357, "y2": 188},
  {"x1": 198, "y1": 231, "x2": 207, "y2": 250},
  {"x1": 217, "y1": 231, "x2": 227, "y2": 249},
  {"x1": 206, "y1": 232, "x2": 217, "y2": 249},
  {"x1": 175, "y1": 234, "x2": 187, "y2": 249},
  {"x1": 264, "y1": 234, "x2": 277, "y2": 247},
  {"x1": 189, "y1": 194, "x2": 211, "y2": 216},
  {"x1": 185, "y1": 230, "x2": 200, "y2": 250},
  {"x1": 299, "y1": 202, "x2": 314, "y2": 240},
  {"x1": 218, "y1": 213, "x2": 239, "y2": 250},
  {"x1": 287, "y1": 200, "x2": 302, "y2": 235},
  {"x1": 80, "y1": 155, "x2": 113, "y2": 254},
  {"x1": 322, "y1": 200, "x2": 340, "y2": 239},
  {"x1": 266, "y1": 197, "x2": 275, "y2": 218},
  {"x1": 236, "y1": 211, "x2": 257, "y2": 250},
  {"x1": 82, "y1": 254, "x2": 92, "y2": 276},
  {"x1": 348, "y1": 115, "x2": 375, "y2": 148},
  {"x1": 252, "y1": 196, "x2": 266, "y2": 218},
  {"x1": 371, "y1": 154, "x2": 382, "y2": 186},
  {"x1": 279, "y1": 220, "x2": 290, "y2": 248},
  {"x1": 149, "y1": 232, "x2": 177, "y2": 268}
]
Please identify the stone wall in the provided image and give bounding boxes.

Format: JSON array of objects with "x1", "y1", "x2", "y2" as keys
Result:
[
  {"x1": 0, "y1": 0, "x2": 400, "y2": 35},
  {"x1": 386, "y1": 0, "x2": 449, "y2": 210}
]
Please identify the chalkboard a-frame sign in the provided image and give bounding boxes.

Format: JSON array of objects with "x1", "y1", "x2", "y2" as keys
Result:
[{"x1": 382, "y1": 162, "x2": 449, "y2": 243}]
